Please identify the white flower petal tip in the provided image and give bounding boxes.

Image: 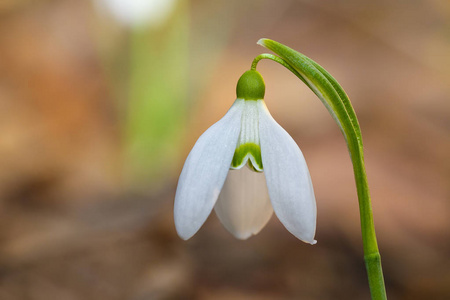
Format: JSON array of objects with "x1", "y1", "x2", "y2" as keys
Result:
[
  {"x1": 174, "y1": 99, "x2": 244, "y2": 240},
  {"x1": 175, "y1": 225, "x2": 195, "y2": 241},
  {"x1": 258, "y1": 101, "x2": 317, "y2": 244},
  {"x1": 229, "y1": 229, "x2": 255, "y2": 241},
  {"x1": 214, "y1": 167, "x2": 273, "y2": 240}
]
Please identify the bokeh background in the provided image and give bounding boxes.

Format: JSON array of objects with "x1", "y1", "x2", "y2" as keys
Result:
[{"x1": 0, "y1": 0, "x2": 449, "y2": 299}]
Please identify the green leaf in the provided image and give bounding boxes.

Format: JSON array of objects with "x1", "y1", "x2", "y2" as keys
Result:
[{"x1": 257, "y1": 38, "x2": 363, "y2": 150}]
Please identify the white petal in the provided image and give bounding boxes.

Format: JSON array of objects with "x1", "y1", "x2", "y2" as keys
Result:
[
  {"x1": 230, "y1": 100, "x2": 263, "y2": 171},
  {"x1": 174, "y1": 99, "x2": 244, "y2": 240},
  {"x1": 214, "y1": 167, "x2": 273, "y2": 239},
  {"x1": 258, "y1": 101, "x2": 317, "y2": 244}
]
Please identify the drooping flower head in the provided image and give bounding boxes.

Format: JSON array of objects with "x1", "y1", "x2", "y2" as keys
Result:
[{"x1": 174, "y1": 70, "x2": 317, "y2": 244}]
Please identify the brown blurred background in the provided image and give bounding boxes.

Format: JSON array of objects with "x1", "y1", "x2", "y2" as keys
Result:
[{"x1": 0, "y1": 0, "x2": 449, "y2": 299}]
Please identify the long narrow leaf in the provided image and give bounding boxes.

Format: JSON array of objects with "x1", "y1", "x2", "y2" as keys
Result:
[{"x1": 257, "y1": 38, "x2": 360, "y2": 149}]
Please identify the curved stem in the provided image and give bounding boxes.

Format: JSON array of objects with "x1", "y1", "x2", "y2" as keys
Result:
[
  {"x1": 252, "y1": 54, "x2": 293, "y2": 71},
  {"x1": 251, "y1": 54, "x2": 312, "y2": 92},
  {"x1": 253, "y1": 47, "x2": 387, "y2": 299}
]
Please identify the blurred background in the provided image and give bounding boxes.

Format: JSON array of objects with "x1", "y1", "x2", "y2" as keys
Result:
[{"x1": 0, "y1": 0, "x2": 449, "y2": 299}]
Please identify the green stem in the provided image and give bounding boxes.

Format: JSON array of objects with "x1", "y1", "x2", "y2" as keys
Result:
[
  {"x1": 252, "y1": 54, "x2": 297, "y2": 74},
  {"x1": 253, "y1": 46, "x2": 387, "y2": 299}
]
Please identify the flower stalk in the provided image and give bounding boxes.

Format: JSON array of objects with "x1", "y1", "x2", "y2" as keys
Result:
[{"x1": 255, "y1": 39, "x2": 387, "y2": 300}]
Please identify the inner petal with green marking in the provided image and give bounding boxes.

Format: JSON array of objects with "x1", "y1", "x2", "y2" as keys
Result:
[{"x1": 231, "y1": 100, "x2": 263, "y2": 172}]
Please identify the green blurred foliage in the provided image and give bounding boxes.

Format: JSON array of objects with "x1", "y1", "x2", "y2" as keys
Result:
[{"x1": 124, "y1": 0, "x2": 189, "y2": 188}]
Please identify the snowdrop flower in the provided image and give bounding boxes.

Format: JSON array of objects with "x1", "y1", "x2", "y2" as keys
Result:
[
  {"x1": 95, "y1": 0, "x2": 178, "y2": 28},
  {"x1": 174, "y1": 70, "x2": 317, "y2": 244}
]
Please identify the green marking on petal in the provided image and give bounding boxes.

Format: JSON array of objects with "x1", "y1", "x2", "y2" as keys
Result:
[{"x1": 231, "y1": 143, "x2": 263, "y2": 172}]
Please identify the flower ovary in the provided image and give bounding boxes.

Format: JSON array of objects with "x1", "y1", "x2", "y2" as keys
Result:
[{"x1": 236, "y1": 70, "x2": 265, "y2": 100}]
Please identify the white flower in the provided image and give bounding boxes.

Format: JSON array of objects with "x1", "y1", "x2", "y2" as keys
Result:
[
  {"x1": 174, "y1": 70, "x2": 317, "y2": 244},
  {"x1": 95, "y1": 0, "x2": 178, "y2": 28}
]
